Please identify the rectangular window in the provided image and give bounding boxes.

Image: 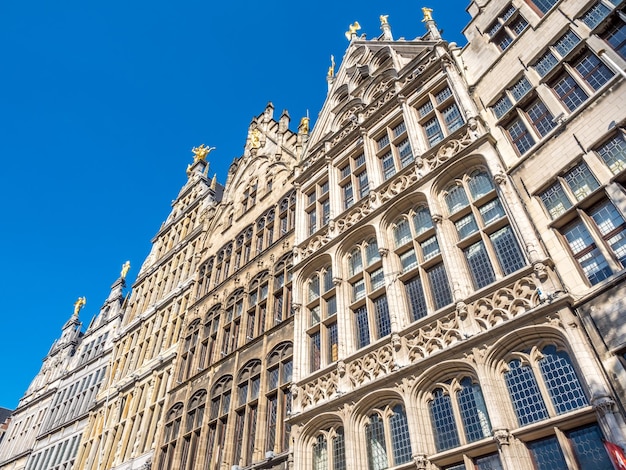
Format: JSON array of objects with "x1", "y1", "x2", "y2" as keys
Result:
[
  {"x1": 507, "y1": 118, "x2": 536, "y2": 154},
  {"x1": 596, "y1": 133, "x2": 626, "y2": 174},
  {"x1": 405, "y1": 276, "x2": 428, "y2": 320},
  {"x1": 534, "y1": 51, "x2": 559, "y2": 77},
  {"x1": 373, "y1": 296, "x2": 391, "y2": 338},
  {"x1": 563, "y1": 219, "x2": 612, "y2": 284},
  {"x1": 310, "y1": 332, "x2": 321, "y2": 372},
  {"x1": 531, "y1": 0, "x2": 558, "y2": 14},
  {"x1": 490, "y1": 225, "x2": 526, "y2": 275},
  {"x1": 343, "y1": 182, "x2": 354, "y2": 209},
  {"x1": 328, "y1": 323, "x2": 338, "y2": 362},
  {"x1": 354, "y1": 306, "x2": 370, "y2": 348},
  {"x1": 357, "y1": 171, "x2": 369, "y2": 198},
  {"x1": 602, "y1": 16, "x2": 626, "y2": 59},
  {"x1": 526, "y1": 99, "x2": 556, "y2": 136},
  {"x1": 554, "y1": 30, "x2": 581, "y2": 57},
  {"x1": 552, "y1": 73, "x2": 588, "y2": 111},
  {"x1": 427, "y1": 263, "x2": 453, "y2": 310},
  {"x1": 465, "y1": 241, "x2": 496, "y2": 289},
  {"x1": 580, "y1": 2, "x2": 611, "y2": 29},
  {"x1": 541, "y1": 182, "x2": 573, "y2": 218},
  {"x1": 563, "y1": 162, "x2": 599, "y2": 200},
  {"x1": 574, "y1": 52, "x2": 614, "y2": 90}
]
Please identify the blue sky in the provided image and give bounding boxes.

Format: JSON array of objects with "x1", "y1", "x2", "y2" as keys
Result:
[{"x1": 0, "y1": 1, "x2": 471, "y2": 409}]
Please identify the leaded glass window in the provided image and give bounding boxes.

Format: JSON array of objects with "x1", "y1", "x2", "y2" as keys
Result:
[
  {"x1": 505, "y1": 359, "x2": 549, "y2": 426},
  {"x1": 595, "y1": 133, "x2": 626, "y2": 174}
]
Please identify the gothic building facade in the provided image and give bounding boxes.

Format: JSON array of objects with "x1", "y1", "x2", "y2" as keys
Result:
[{"x1": 1, "y1": 1, "x2": 626, "y2": 469}]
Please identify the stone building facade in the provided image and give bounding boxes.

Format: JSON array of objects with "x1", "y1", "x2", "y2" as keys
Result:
[
  {"x1": 0, "y1": 274, "x2": 125, "y2": 470},
  {"x1": 1, "y1": 1, "x2": 626, "y2": 469}
]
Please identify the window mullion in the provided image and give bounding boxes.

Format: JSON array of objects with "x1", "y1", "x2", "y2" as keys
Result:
[{"x1": 580, "y1": 208, "x2": 623, "y2": 271}]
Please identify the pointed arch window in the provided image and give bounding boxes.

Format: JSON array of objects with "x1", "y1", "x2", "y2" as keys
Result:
[
  {"x1": 266, "y1": 343, "x2": 293, "y2": 454},
  {"x1": 178, "y1": 320, "x2": 201, "y2": 382},
  {"x1": 428, "y1": 377, "x2": 492, "y2": 452},
  {"x1": 273, "y1": 254, "x2": 293, "y2": 326},
  {"x1": 222, "y1": 290, "x2": 244, "y2": 357},
  {"x1": 279, "y1": 191, "x2": 296, "y2": 236},
  {"x1": 198, "y1": 305, "x2": 220, "y2": 371},
  {"x1": 180, "y1": 390, "x2": 206, "y2": 470},
  {"x1": 312, "y1": 426, "x2": 346, "y2": 470},
  {"x1": 205, "y1": 376, "x2": 232, "y2": 469},
  {"x1": 504, "y1": 345, "x2": 588, "y2": 427},
  {"x1": 444, "y1": 170, "x2": 525, "y2": 290},
  {"x1": 196, "y1": 258, "x2": 213, "y2": 299},
  {"x1": 392, "y1": 204, "x2": 453, "y2": 322},
  {"x1": 365, "y1": 404, "x2": 412, "y2": 470},
  {"x1": 246, "y1": 272, "x2": 270, "y2": 341},
  {"x1": 157, "y1": 403, "x2": 183, "y2": 470},
  {"x1": 233, "y1": 361, "x2": 261, "y2": 466}
]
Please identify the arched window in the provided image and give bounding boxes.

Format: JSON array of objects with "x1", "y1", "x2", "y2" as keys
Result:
[
  {"x1": 196, "y1": 258, "x2": 213, "y2": 299},
  {"x1": 180, "y1": 390, "x2": 206, "y2": 470},
  {"x1": 392, "y1": 204, "x2": 452, "y2": 322},
  {"x1": 273, "y1": 254, "x2": 293, "y2": 326},
  {"x1": 347, "y1": 237, "x2": 390, "y2": 349},
  {"x1": 504, "y1": 345, "x2": 588, "y2": 427},
  {"x1": 233, "y1": 361, "x2": 262, "y2": 466},
  {"x1": 443, "y1": 170, "x2": 525, "y2": 289},
  {"x1": 214, "y1": 243, "x2": 233, "y2": 286},
  {"x1": 246, "y1": 272, "x2": 270, "y2": 341},
  {"x1": 266, "y1": 343, "x2": 293, "y2": 454},
  {"x1": 312, "y1": 426, "x2": 347, "y2": 470},
  {"x1": 206, "y1": 376, "x2": 232, "y2": 468},
  {"x1": 222, "y1": 290, "x2": 244, "y2": 357},
  {"x1": 198, "y1": 305, "x2": 220, "y2": 371},
  {"x1": 365, "y1": 404, "x2": 412, "y2": 470},
  {"x1": 279, "y1": 191, "x2": 296, "y2": 236},
  {"x1": 178, "y1": 320, "x2": 200, "y2": 382},
  {"x1": 428, "y1": 377, "x2": 491, "y2": 452},
  {"x1": 157, "y1": 403, "x2": 183, "y2": 470},
  {"x1": 307, "y1": 265, "x2": 338, "y2": 372}
]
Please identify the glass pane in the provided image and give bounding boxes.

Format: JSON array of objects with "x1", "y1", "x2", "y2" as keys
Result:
[
  {"x1": 554, "y1": 30, "x2": 581, "y2": 57},
  {"x1": 355, "y1": 306, "x2": 370, "y2": 349},
  {"x1": 580, "y1": 2, "x2": 611, "y2": 29},
  {"x1": 563, "y1": 220, "x2": 612, "y2": 284},
  {"x1": 539, "y1": 345, "x2": 588, "y2": 414},
  {"x1": 313, "y1": 435, "x2": 328, "y2": 470},
  {"x1": 400, "y1": 249, "x2": 418, "y2": 272},
  {"x1": 349, "y1": 249, "x2": 363, "y2": 276},
  {"x1": 405, "y1": 276, "x2": 428, "y2": 320},
  {"x1": 590, "y1": 200, "x2": 626, "y2": 264},
  {"x1": 445, "y1": 184, "x2": 470, "y2": 214},
  {"x1": 424, "y1": 117, "x2": 444, "y2": 146},
  {"x1": 479, "y1": 199, "x2": 506, "y2": 225},
  {"x1": 370, "y1": 268, "x2": 385, "y2": 291},
  {"x1": 568, "y1": 424, "x2": 614, "y2": 469},
  {"x1": 510, "y1": 76, "x2": 532, "y2": 101},
  {"x1": 394, "y1": 218, "x2": 412, "y2": 247},
  {"x1": 456, "y1": 214, "x2": 479, "y2": 239},
  {"x1": 413, "y1": 206, "x2": 434, "y2": 234},
  {"x1": 366, "y1": 239, "x2": 380, "y2": 265},
  {"x1": 541, "y1": 183, "x2": 572, "y2": 218},
  {"x1": 352, "y1": 279, "x2": 366, "y2": 301},
  {"x1": 575, "y1": 52, "x2": 614, "y2": 91},
  {"x1": 534, "y1": 51, "x2": 558, "y2": 77},
  {"x1": 493, "y1": 95, "x2": 513, "y2": 119},
  {"x1": 420, "y1": 236, "x2": 441, "y2": 261},
  {"x1": 366, "y1": 414, "x2": 388, "y2": 470},
  {"x1": 475, "y1": 453, "x2": 504, "y2": 470},
  {"x1": 596, "y1": 134, "x2": 626, "y2": 174},
  {"x1": 430, "y1": 389, "x2": 460, "y2": 451},
  {"x1": 505, "y1": 359, "x2": 549, "y2": 426},
  {"x1": 552, "y1": 73, "x2": 588, "y2": 111},
  {"x1": 443, "y1": 103, "x2": 464, "y2": 133},
  {"x1": 563, "y1": 163, "x2": 599, "y2": 201},
  {"x1": 528, "y1": 436, "x2": 569, "y2": 470},
  {"x1": 527, "y1": 99, "x2": 556, "y2": 136},
  {"x1": 458, "y1": 377, "x2": 492, "y2": 443},
  {"x1": 427, "y1": 263, "x2": 453, "y2": 310},
  {"x1": 390, "y1": 405, "x2": 412, "y2": 465},
  {"x1": 490, "y1": 225, "x2": 526, "y2": 275},
  {"x1": 374, "y1": 296, "x2": 391, "y2": 338},
  {"x1": 333, "y1": 428, "x2": 347, "y2": 470},
  {"x1": 469, "y1": 171, "x2": 494, "y2": 200},
  {"x1": 465, "y1": 241, "x2": 496, "y2": 289}
]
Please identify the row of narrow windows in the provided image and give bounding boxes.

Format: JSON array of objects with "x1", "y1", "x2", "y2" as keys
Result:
[{"x1": 160, "y1": 343, "x2": 292, "y2": 470}]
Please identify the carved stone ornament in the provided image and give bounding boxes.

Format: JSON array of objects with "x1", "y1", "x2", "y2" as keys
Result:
[
  {"x1": 592, "y1": 395, "x2": 617, "y2": 416},
  {"x1": 493, "y1": 428, "x2": 511, "y2": 447},
  {"x1": 532, "y1": 262, "x2": 549, "y2": 282},
  {"x1": 337, "y1": 360, "x2": 346, "y2": 377},
  {"x1": 413, "y1": 453, "x2": 430, "y2": 470}
]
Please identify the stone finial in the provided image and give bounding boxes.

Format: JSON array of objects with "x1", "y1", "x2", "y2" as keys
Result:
[{"x1": 210, "y1": 173, "x2": 217, "y2": 190}]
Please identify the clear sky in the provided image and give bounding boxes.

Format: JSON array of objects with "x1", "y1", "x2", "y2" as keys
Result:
[{"x1": 0, "y1": 0, "x2": 471, "y2": 409}]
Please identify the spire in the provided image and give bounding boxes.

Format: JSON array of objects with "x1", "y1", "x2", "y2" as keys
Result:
[{"x1": 210, "y1": 173, "x2": 217, "y2": 190}]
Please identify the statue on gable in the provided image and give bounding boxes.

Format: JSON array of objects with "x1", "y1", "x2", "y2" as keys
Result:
[{"x1": 250, "y1": 128, "x2": 262, "y2": 149}]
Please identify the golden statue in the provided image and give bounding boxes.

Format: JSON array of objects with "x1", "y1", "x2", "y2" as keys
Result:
[
  {"x1": 422, "y1": 7, "x2": 433, "y2": 22},
  {"x1": 299, "y1": 116, "x2": 310, "y2": 135},
  {"x1": 250, "y1": 129, "x2": 262, "y2": 148},
  {"x1": 121, "y1": 261, "x2": 131, "y2": 279},
  {"x1": 345, "y1": 21, "x2": 361, "y2": 40},
  {"x1": 327, "y1": 55, "x2": 335, "y2": 78},
  {"x1": 191, "y1": 144, "x2": 215, "y2": 162},
  {"x1": 380, "y1": 15, "x2": 389, "y2": 26},
  {"x1": 73, "y1": 297, "x2": 86, "y2": 316}
]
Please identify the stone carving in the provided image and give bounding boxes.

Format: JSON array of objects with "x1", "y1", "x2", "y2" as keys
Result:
[
  {"x1": 300, "y1": 370, "x2": 339, "y2": 408},
  {"x1": 420, "y1": 126, "x2": 475, "y2": 171},
  {"x1": 406, "y1": 313, "x2": 463, "y2": 362},
  {"x1": 473, "y1": 276, "x2": 537, "y2": 330},
  {"x1": 347, "y1": 344, "x2": 395, "y2": 388},
  {"x1": 592, "y1": 395, "x2": 617, "y2": 416},
  {"x1": 493, "y1": 428, "x2": 511, "y2": 447}
]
